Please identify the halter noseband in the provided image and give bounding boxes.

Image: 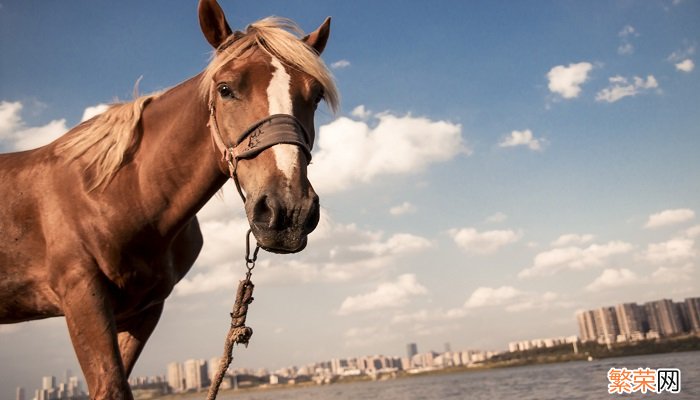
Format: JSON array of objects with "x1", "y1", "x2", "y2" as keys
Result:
[{"x1": 207, "y1": 100, "x2": 313, "y2": 203}]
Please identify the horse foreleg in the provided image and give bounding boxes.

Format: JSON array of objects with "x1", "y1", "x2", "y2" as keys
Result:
[
  {"x1": 62, "y1": 271, "x2": 133, "y2": 400},
  {"x1": 117, "y1": 303, "x2": 164, "y2": 377}
]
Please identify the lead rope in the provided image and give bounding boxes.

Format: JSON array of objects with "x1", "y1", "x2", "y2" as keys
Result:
[
  {"x1": 206, "y1": 102, "x2": 259, "y2": 399},
  {"x1": 206, "y1": 229, "x2": 260, "y2": 400}
]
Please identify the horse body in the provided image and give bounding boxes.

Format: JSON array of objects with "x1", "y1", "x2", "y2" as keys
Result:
[
  {"x1": 0, "y1": 1, "x2": 338, "y2": 397},
  {"x1": 0, "y1": 75, "x2": 211, "y2": 324}
]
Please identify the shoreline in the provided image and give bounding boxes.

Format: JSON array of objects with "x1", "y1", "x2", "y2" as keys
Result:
[{"x1": 140, "y1": 335, "x2": 700, "y2": 399}]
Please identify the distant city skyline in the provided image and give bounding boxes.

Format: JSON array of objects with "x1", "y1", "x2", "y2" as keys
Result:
[{"x1": 16, "y1": 295, "x2": 699, "y2": 397}]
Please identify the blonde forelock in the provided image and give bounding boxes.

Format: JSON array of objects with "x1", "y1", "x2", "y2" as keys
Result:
[{"x1": 199, "y1": 17, "x2": 339, "y2": 113}]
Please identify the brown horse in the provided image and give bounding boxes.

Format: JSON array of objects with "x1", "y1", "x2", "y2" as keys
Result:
[{"x1": 0, "y1": 0, "x2": 338, "y2": 398}]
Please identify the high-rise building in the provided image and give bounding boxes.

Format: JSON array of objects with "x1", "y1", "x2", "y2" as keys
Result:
[
  {"x1": 615, "y1": 303, "x2": 646, "y2": 338},
  {"x1": 594, "y1": 307, "x2": 620, "y2": 343},
  {"x1": 685, "y1": 297, "x2": 700, "y2": 332},
  {"x1": 184, "y1": 359, "x2": 209, "y2": 391},
  {"x1": 406, "y1": 343, "x2": 418, "y2": 360},
  {"x1": 41, "y1": 376, "x2": 55, "y2": 391},
  {"x1": 676, "y1": 301, "x2": 691, "y2": 332},
  {"x1": 645, "y1": 299, "x2": 682, "y2": 336},
  {"x1": 68, "y1": 376, "x2": 83, "y2": 396},
  {"x1": 35, "y1": 389, "x2": 44, "y2": 400},
  {"x1": 63, "y1": 369, "x2": 72, "y2": 387},
  {"x1": 167, "y1": 362, "x2": 185, "y2": 393},
  {"x1": 577, "y1": 310, "x2": 598, "y2": 342},
  {"x1": 15, "y1": 387, "x2": 25, "y2": 400}
]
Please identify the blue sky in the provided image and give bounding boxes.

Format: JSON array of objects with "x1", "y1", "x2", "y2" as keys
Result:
[{"x1": 1, "y1": 0, "x2": 699, "y2": 396}]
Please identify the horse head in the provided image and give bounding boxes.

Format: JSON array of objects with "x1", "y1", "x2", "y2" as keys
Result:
[{"x1": 198, "y1": 0, "x2": 338, "y2": 253}]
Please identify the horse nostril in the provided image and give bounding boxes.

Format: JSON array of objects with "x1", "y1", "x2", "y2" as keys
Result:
[{"x1": 252, "y1": 195, "x2": 281, "y2": 229}]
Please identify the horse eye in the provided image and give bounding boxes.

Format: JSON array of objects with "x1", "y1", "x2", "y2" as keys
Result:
[
  {"x1": 314, "y1": 90, "x2": 324, "y2": 106},
  {"x1": 218, "y1": 84, "x2": 234, "y2": 99}
]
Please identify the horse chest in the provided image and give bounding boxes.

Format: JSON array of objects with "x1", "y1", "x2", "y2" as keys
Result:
[
  {"x1": 107, "y1": 267, "x2": 173, "y2": 319},
  {"x1": 111, "y1": 220, "x2": 202, "y2": 315}
]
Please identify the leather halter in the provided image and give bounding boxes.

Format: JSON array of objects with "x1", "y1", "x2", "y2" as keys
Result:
[{"x1": 207, "y1": 100, "x2": 313, "y2": 203}]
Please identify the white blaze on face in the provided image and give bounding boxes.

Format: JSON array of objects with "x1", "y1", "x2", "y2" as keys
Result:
[{"x1": 267, "y1": 56, "x2": 299, "y2": 181}]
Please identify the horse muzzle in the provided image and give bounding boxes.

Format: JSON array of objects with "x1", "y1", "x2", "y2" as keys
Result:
[{"x1": 246, "y1": 191, "x2": 320, "y2": 254}]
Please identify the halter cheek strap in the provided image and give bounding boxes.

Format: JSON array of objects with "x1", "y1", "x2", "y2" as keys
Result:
[{"x1": 207, "y1": 101, "x2": 313, "y2": 203}]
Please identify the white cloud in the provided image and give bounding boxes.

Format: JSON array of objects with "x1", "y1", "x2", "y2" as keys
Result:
[
  {"x1": 668, "y1": 44, "x2": 695, "y2": 72},
  {"x1": 644, "y1": 208, "x2": 695, "y2": 229},
  {"x1": 651, "y1": 264, "x2": 694, "y2": 284},
  {"x1": 0, "y1": 101, "x2": 23, "y2": 138},
  {"x1": 675, "y1": 59, "x2": 695, "y2": 73},
  {"x1": 331, "y1": 59, "x2": 351, "y2": 69},
  {"x1": 81, "y1": 103, "x2": 110, "y2": 122},
  {"x1": 309, "y1": 112, "x2": 468, "y2": 194},
  {"x1": 391, "y1": 287, "x2": 563, "y2": 323},
  {"x1": 644, "y1": 237, "x2": 696, "y2": 264},
  {"x1": 449, "y1": 227, "x2": 521, "y2": 255},
  {"x1": 464, "y1": 286, "x2": 523, "y2": 308},
  {"x1": 389, "y1": 201, "x2": 417, "y2": 216},
  {"x1": 618, "y1": 25, "x2": 637, "y2": 38},
  {"x1": 505, "y1": 291, "x2": 560, "y2": 312},
  {"x1": 0, "y1": 100, "x2": 67, "y2": 151},
  {"x1": 585, "y1": 268, "x2": 640, "y2": 291},
  {"x1": 668, "y1": 45, "x2": 695, "y2": 62},
  {"x1": 595, "y1": 75, "x2": 659, "y2": 103},
  {"x1": 391, "y1": 308, "x2": 467, "y2": 324},
  {"x1": 498, "y1": 129, "x2": 546, "y2": 151},
  {"x1": 337, "y1": 274, "x2": 427, "y2": 315},
  {"x1": 686, "y1": 225, "x2": 700, "y2": 238},
  {"x1": 519, "y1": 241, "x2": 634, "y2": 278},
  {"x1": 350, "y1": 233, "x2": 432, "y2": 256},
  {"x1": 618, "y1": 43, "x2": 634, "y2": 56},
  {"x1": 350, "y1": 105, "x2": 372, "y2": 120},
  {"x1": 462, "y1": 286, "x2": 559, "y2": 312},
  {"x1": 551, "y1": 233, "x2": 595, "y2": 247},
  {"x1": 172, "y1": 262, "x2": 240, "y2": 296},
  {"x1": 547, "y1": 62, "x2": 593, "y2": 99},
  {"x1": 12, "y1": 119, "x2": 67, "y2": 151},
  {"x1": 617, "y1": 25, "x2": 638, "y2": 55}
]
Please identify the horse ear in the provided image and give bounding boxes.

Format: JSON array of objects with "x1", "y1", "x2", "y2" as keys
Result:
[
  {"x1": 198, "y1": 0, "x2": 233, "y2": 49},
  {"x1": 303, "y1": 17, "x2": 331, "y2": 55}
]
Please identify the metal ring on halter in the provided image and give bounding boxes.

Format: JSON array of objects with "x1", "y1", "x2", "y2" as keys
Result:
[{"x1": 245, "y1": 229, "x2": 260, "y2": 273}]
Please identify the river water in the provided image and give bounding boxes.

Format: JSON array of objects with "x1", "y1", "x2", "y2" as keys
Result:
[{"x1": 216, "y1": 351, "x2": 699, "y2": 399}]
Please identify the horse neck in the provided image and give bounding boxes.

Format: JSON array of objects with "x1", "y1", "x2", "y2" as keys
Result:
[{"x1": 132, "y1": 75, "x2": 228, "y2": 236}]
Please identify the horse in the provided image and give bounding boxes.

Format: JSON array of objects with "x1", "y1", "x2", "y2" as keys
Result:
[{"x1": 0, "y1": 0, "x2": 339, "y2": 398}]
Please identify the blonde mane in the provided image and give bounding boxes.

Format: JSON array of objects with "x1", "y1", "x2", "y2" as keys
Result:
[
  {"x1": 57, "y1": 17, "x2": 339, "y2": 192},
  {"x1": 199, "y1": 17, "x2": 340, "y2": 112},
  {"x1": 57, "y1": 94, "x2": 159, "y2": 190}
]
